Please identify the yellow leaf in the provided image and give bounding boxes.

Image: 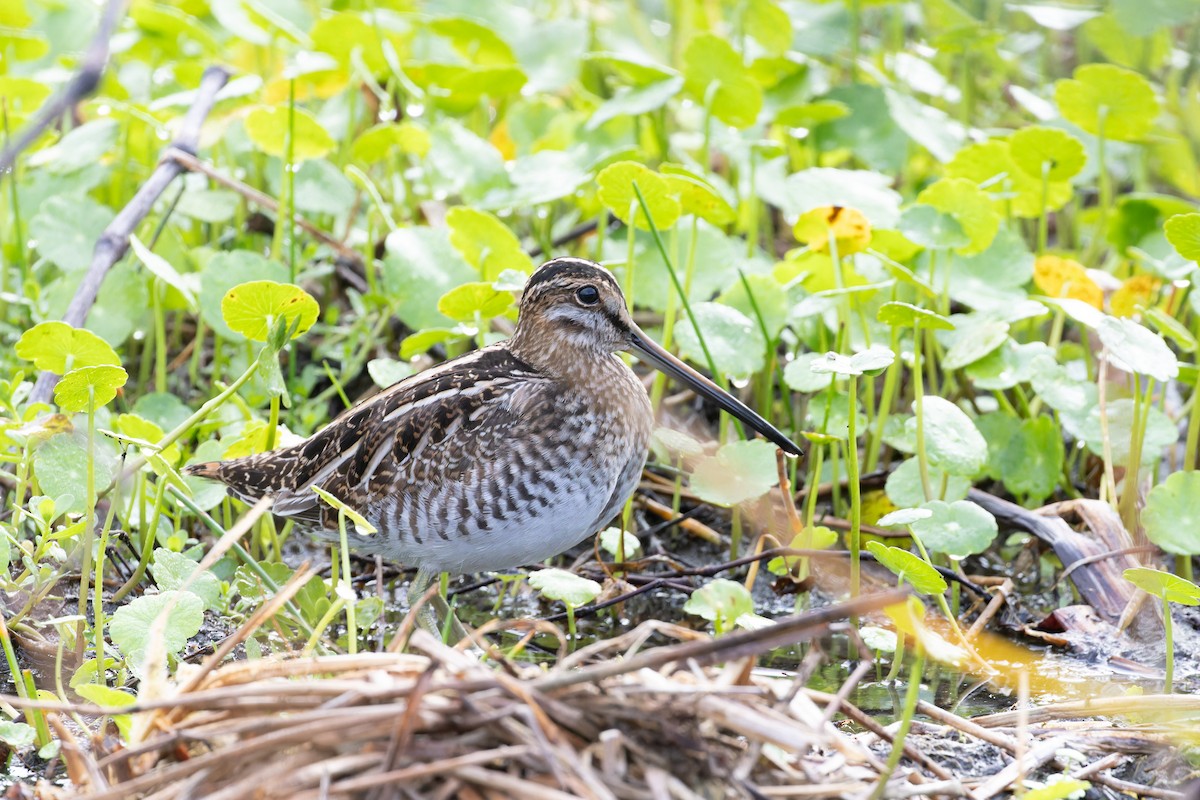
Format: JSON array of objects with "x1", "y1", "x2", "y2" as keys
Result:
[
  {"x1": 793, "y1": 205, "x2": 872, "y2": 256},
  {"x1": 1033, "y1": 255, "x2": 1103, "y2": 309},
  {"x1": 1110, "y1": 274, "x2": 1161, "y2": 318}
]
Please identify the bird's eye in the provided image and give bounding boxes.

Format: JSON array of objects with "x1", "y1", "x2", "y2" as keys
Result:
[{"x1": 575, "y1": 285, "x2": 600, "y2": 306}]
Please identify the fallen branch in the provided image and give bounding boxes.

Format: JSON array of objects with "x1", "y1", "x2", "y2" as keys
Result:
[
  {"x1": 0, "y1": 0, "x2": 126, "y2": 174},
  {"x1": 29, "y1": 65, "x2": 231, "y2": 405}
]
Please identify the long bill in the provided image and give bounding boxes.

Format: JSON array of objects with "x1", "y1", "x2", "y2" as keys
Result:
[{"x1": 627, "y1": 325, "x2": 804, "y2": 457}]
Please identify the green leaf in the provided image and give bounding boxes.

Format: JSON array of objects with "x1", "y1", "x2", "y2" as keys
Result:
[
  {"x1": 985, "y1": 415, "x2": 1063, "y2": 504},
  {"x1": 599, "y1": 527, "x2": 642, "y2": 559},
  {"x1": 54, "y1": 365, "x2": 128, "y2": 413},
  {"x1": 744, "y1": 0, "x2": 793, "y2": 56},
  {"x1": 1021, "y1": 780, "x2": 1091, "y2": 800},
  {"x1": 779, "y1": 168, "x2": 902, "y2": 227},
  {"x1": 1144, "y1": 307, "x2": 1197, "y2": 353},
  {"x1": 16, "y1": 321, "x2": 120, "y2": 374},
  {"x1": 0, "y1": 721, "x2": 36, "y2": 749},
  {"x1": 683, "y1": 578, "x2": 754, "y2": 633},
  {"x1": 129, "y1": 234, "x2": 196, "y2": 308},
  {"x1": 898, "y1": 204, "x2": 969, "y2": 250},
  {"x1": 382, "y1": 227, "x2": 479, "y2": 330},
  {"x1": 942, "y1": 320, "x2": 1010, "y2": 370},
  {"x1": 198, "y1": 251, "x2": 289, "y2": 340},
  {"x1": 674, "y1": 302, "x2": 764, "y2": 380},
  {"x1": 1141, "y1": 471, "x2": 1200, "y2": 556},
  {"x1": 911, "y1": 500, "x2": 998, "y2": 557},
  {"x1": 946, "y1": 139, "x2": 1073, "y2": 219},
  {"x1": 151, "y1": 548, "x2": 221, "y2": 611},
  {"x1": 221, "y1": 281, "x2": 319, "y2": 343},
  {"x1": 866, "y1": 541, "x2": 948, "y2": 595},
  {"x1": 33, "y1": 433, "x2": 119, "y2": 515},
  {"x1": 596, "y1": 161, "x2": 681, "y2": 231},
  {"x1": 243, "y1": 105, "x2": 335, "y2": 161},
  {"x1": 809, "y1": 346, "x2": 895, "y2": 377},
  {"x1": 311, "y1": 485, "x2": 378, "y2": 536},
  {"x1": 1123, "y1": 567, "x2": 1200, "y2": 606},
  {"x1": 682, "y1": 33, "x2": 762, "y2": 128},
  {"x1": 717, "y1": 273, "x2": 789, "y2": 339},
  {"x1": 446, "y1": 207, "x2": 532, "y2": 280},
  {"x1": 366, "y1": 358, "x2": 415, "y2": 389},
  {"x1": 877, "y1": 302, "x2": 954, "y2": 330},
  {"x1": 689, "y1": 439, "x2": 778, "y2": 507},
  {"x1": 436, "y1": 282, "x2": 514, "y2": 323},
  {"x1": 783, "y1": 353, "x2": 834, "y2": 392},
  {"x1": 885, "y1": 458, "x2": 971, "y2": 506},
  {"x1": 660, "y1": 164, "x2": 737, "y2": 227},
  {"x1": 1008, "y1": 126, "x2": 1087, "y2": 181},
  {"x1": 528, "y1": 568, "x2": 601, "y2": 608},
  {"x1": 913, "y1": 396, "x2": 987, "y2": 476},
  {"x1": 351, "y1": 121, "x2": 431, "y2": 162},
  {"x1": 1054, "y1": 64, "x2": 1159, "y2": 141},
  {"x1": 916, "y1": 177, "x2": 1000, "y2": 255},
  {"x1": 1082, "y1": 398, "x2": 1175, "y2": 467},
  {"x1": 587, "y1": 77, "x2": 684, "y2": 130},
  {"x1": 1164, "y1": 213, "x2": 1200, "y2": 262},
  {"x1": 29, "y1": 195, "x2": 113, "y2": 272},
  {"x1": 108, "y1": 590, "x2": 204, "y2": 670},
  {"x1": 1096, "y1": 315, "x2": 1178, "y2": 382},
  {"x1": 877, "y1": 507, "x2": 934, "y2": 527}
]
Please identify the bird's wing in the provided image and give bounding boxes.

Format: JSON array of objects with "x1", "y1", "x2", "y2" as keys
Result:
[{"x1": 267, "y1": 345, "x2": 549, "y2": 525}]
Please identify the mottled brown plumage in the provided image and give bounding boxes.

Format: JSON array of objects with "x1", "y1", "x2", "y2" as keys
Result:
[{"x1": 186, "y1": 257, "x2": 801, "y2": 579}]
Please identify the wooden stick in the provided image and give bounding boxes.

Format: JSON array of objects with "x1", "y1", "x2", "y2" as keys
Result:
[
  {"x1": 0, "y1": 0, "x2": 126, "y2": 174},
  {"x1": 29, "y1": 65, "x2": 230, "y2": 404}
]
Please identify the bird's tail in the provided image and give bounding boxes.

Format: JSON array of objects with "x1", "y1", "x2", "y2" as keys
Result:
[{"x1": 184, "y1": 453, "x2": 296, "y2": 504}]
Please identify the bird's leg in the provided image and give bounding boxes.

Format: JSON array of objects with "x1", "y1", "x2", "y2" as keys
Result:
[
  {"x1": 407, "y1": 566, "x2": 441, "y2": 637},
  {"x1": 406, "y1": 567, "x2": 471, "y2": 644}
]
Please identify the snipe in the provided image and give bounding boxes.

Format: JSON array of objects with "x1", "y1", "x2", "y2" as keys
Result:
[{"x1": 187, "y1": 257, "x2": 802, "y2": 627}]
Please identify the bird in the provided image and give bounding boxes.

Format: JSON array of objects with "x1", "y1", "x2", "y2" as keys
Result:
[{"x1": 186, "y1": 257, "x2": 803, "y2": 631}]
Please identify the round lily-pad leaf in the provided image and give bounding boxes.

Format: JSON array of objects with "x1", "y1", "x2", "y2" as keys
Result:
[
  {"x1": 660, "y1": 164, "x2": 736, "y2": 227},
  {"x1": 243, "y1": 105, "x2": 335, "y2": 160},
  {"x1": 878, "y1": 301, "x2": 954, "y2": 330},
  {"x1": 916, "y1": 178, "x2": 1001, "y2": 256},
  {"x1": 689, "y1": 439, "x2": 779, "y2": 507},
  {"x1": 942, "y1": 320, "x2": 1010, "y2": 371},
  {"x1": 910, "y1": 500, "x2": 998, "y2": 557},
  {"x1": 446, "y1": 207, "x2": 531, "y2": 280},
  {"x1": 596, "y1": 161, "x2": 680, "y2": 231},
  {"x1": 885, "y1": 458, "x2": 972, "y2": 507},
  {"x1": 877, "y1": 507, "x2": 934, "y2": 527},
  {"x1": 793, "y1": 205, "x2": 872, "y2": 256},
  {"x1": 898, "y1": 204, "x2": 969, "y2": 250},
  {"x1": 436, "y1": 282, "x2": 514, "y2": 322},
  {"x1": 784, "y1": 353, "x2": 835, "y2": 393},
  {"x1": 1008, "y1": 126, "x2": 1087, "y2": 181},
  {"x1": 866, "y1": 541, "x2": 948, "y2": 595},
  {"x1": 682, "y1": 33, "x2": 762, "y2": 128},
  {"x1": 683, "y1": 578, "x2": 754, "y2": 625},
  {"x1": 15, "y1": 321, "x2": 120, "y2": 374},
  {"x1": 1123, "y1": 567, "x2": 1200, "y2": 606},
  {"x1": 674, "y1": 302, "x2": 764, "y2": 380},
  {"x1": 1054, "y1": 64, "x2": 1159, "y2": 142},
  {"x1": 528, "y1": 568, "x2": 601, "y2": 608},
  {"x1": 1096, "y1": 315, "x2": 1178, "y2": 383},
  {"x1": 912, "y1": 396, "x2": 988, "y2": 477},
  {"x1": 221, "y1": 281, "x2": 320, "y2": 343},
  {"x1": 1141, "y1": 471, "x2": 1200, "y2": 556},
  {"x1": 599, "y1": 527, "x2": 642, "y2": 559},
  {"x1": 1082, "y1": 398, "x2": 1175, "y2": 468},
  {"x1": 108, "y1": 590, "x2": 205, "y2": 674},
  {"x1": 1164, "y1": 213, "x2": 1200, "y2": 263},
  {"x1": 54, "y1": 365, "x2": 128, "y2": 413}
]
